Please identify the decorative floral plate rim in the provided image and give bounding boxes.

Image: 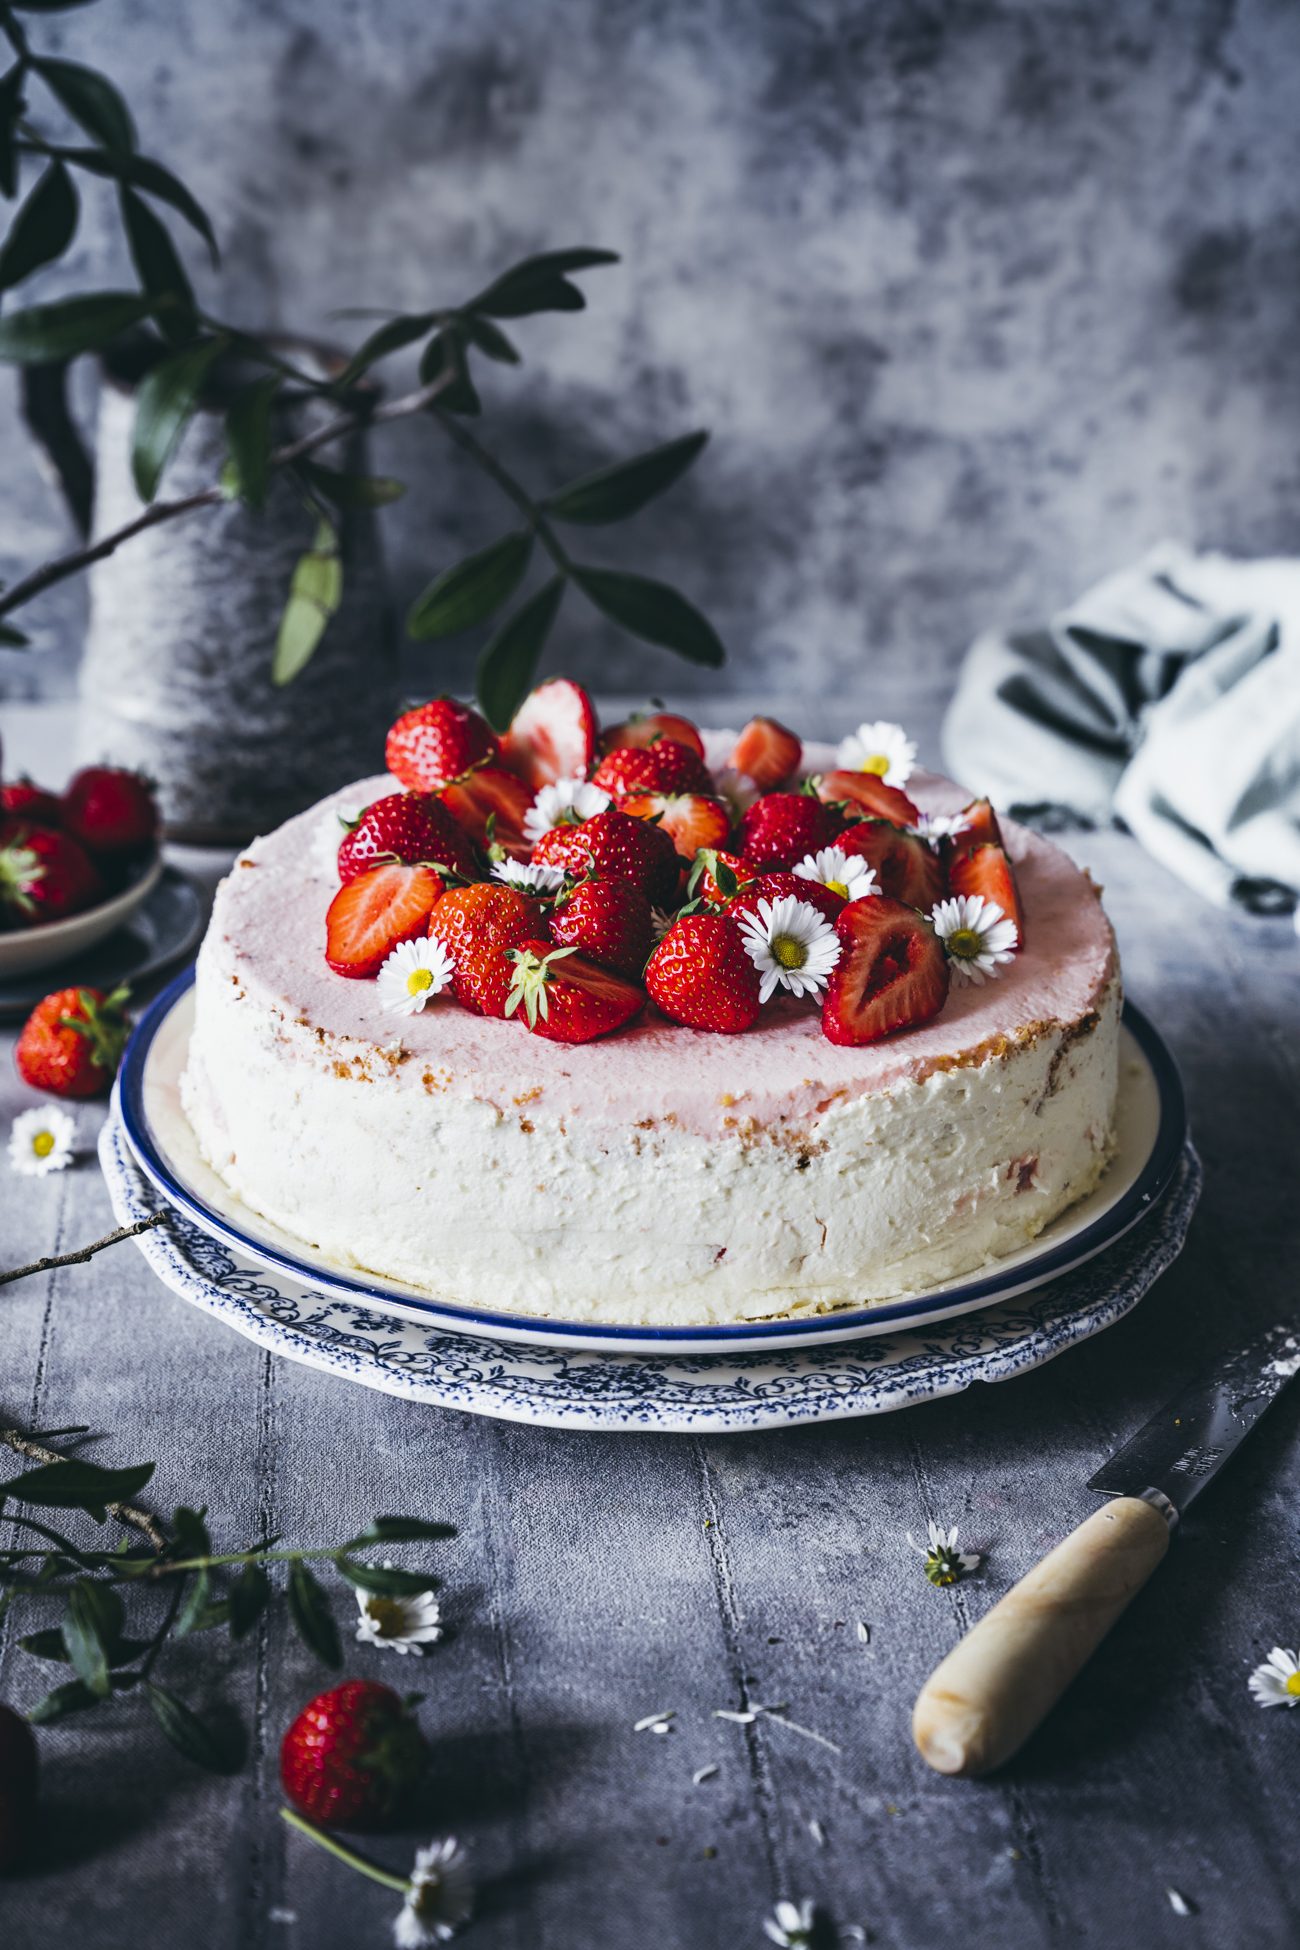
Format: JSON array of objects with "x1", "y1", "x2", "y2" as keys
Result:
[{"x1": 99, "y1": 1113, "x2": 1201, "y2": 1432}]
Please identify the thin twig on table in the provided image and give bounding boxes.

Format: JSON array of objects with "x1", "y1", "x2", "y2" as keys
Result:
[
  {"x1": 0, "y1": 1212, "x2": 167, "y2": 1288},
  {"x1": 0, "y1": 1427, "x2": 168, "y2": 1553}
]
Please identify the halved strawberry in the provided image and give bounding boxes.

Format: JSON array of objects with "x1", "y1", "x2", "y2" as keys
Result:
[
  {"x1": 550, "y1": 877, "x2": 653, "y2": 978},
  {"x1": 426, "y1": 883, "x2": 542, "y2": 1015},
  {"x1": 501, "y1": 678, "x2": 598, "y2": 790},
  {"x1": 600, "y1": 711, "x2": 705, "y2": 760},
  {"x1": 837, "y1": 819, "x2": 945, "y2": 911},
  {"x1": 645, "y1": 914, "x2": 761, "y2": 1034},
  {"x1": 505, "y1": 940, "x2": 643, "y2": 1044},
  {"x1": 532, "y1": 809, "x2": 680, "y2": 907},
  {"x1": 726, "y1": 870, "x2": 843, "y2": 927},
  {"x1": 729, "y1": 717, "x2": 802, "y2": 789},
  {"x1": 386, "y1": 699, "x2": 498, "y2": 792},
  {"x1": 814, "y1": 769, "x2": 920, "y2": 828},
  {"x1": 735, "y1": 792, "x2": 837, "y2": 871},
  {"x1": 821, "y1": 898, "x2": 949, "y2": 1046},
  {"x1": 438, "y1": 766, "x2": 535, "y2": 860},
  {"x1": 686, "y1": 848, "x2": 753, "y2": 905},
  {"x1": 949, "y1": 843, "x2": 1024, "y2": 946},
  {"x1": 337, "y1": 793, "x2": 479, "y2": 884},
  {"x1": 620, "y1": 791, "x2": 731, "y2": 862},
  {"x1": 948, "y1": 796, "x2": 1005, "y2": 860},
  {"x1": 592, "y1": 740, "x2": 714, "y2": 802},
  {"x1": 325, "y1": 864, "x2": 444, "y2": 979}
]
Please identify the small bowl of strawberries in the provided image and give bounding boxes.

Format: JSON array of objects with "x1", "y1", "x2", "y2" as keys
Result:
[{"x1": 0, "y1": 765, "x2": 163, "y2": 979}]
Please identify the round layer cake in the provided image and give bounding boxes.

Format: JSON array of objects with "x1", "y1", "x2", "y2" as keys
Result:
[{"x1": 180, "y1": 739, "x2": 1120, "y2": 1327}]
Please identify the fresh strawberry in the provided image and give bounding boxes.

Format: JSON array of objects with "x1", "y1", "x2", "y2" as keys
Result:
[
  {"x1": 0, "y1": 824, "x2": 102, "y2": 926},
  {"x1": 501, "y1": 677, "x2": 598, "y2": 789},
  {"x1": 814, "y1": 769, "x2": 920, "y2": 828},
  {"x1": 837, "y1": 819, "x2": 945, "y2": 910},
  {"x1": 427, "y1": 882, "x2": 542, "y2": 1015},
  {"x1": 948, "y1": 796, "x2": 1005, "y2": 859},
  {"x1": 280, "y1": 1680, "x2": 426, "y2": 1832},
  {"x1": 620, "y1": 791, "x2": 731, "y2": 862},
  {"x1": 600, "y1": 710, "x2": 706, "y2": 760},
  {"x1": 0, "y1": 1701, "x2": 37, "y2": 1872},
  {"x1": 337, "y1": 793, "x2": 478, "y2": 884},
  {"x1": 60, "y1": 766, "x2": 159, "y2": 860},
  {"x1": 687, "y1": 848, "x2": 753, "y2": 905},
  {"x1": 437, "y1": 765, "x2": 535, "y2": 861},
  {"x1": 949, "y1": 842, "x2": 1025, "y2": 945},
  {"x1": 735, "y1": 792, "x2": 837, "y2": 871},
  {"x1": 0, "y1": 780, "x2": 62, "y2": 828},
  {"x1": 385, "y1": 699, "x2": 498, "y2": 792},
  {"x1": 821, "y1": 898, "x2": 949, "y2": 1046},
  {"x1": 645, "y1": 914, "x2": 761, "y2": 1034},
  {"x1": 591, "y1": 739, "x2": 713, "y2": 801},
  {"x1": 15, "y1": 985, "x2": 131, "y2": 1098},
  {"x1": 728, "y1": 716, "x2": 802, "y2": 789},
  {"x1": 325, "y1": 864, "x2": 444, "y2": 979},
  {"x1": 550, "y1": 876, "x2": 653, "y2": 977},
  {"x1": 531, "y1": 809, "x2": 679, "y2": 907},
  {"x1": 726, "y1": 870, "x2": 844, "y2": 927},
  {"x1": 505, "y1": 939, "x2": 644, "y2": 1043}
]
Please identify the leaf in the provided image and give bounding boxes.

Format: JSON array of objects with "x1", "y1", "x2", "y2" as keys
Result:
[
  {"x1": 144, "y1": 1682, "x2": 235, "y2": 1773},
  {"x1": 131, "y1": 336, "x2": 225, "y2": 501},
  {"x1": 227, "y1": 1562, "x2": 270, "y2": 1641},
  {"x1": 38, "y1": 57, "x2": 135, "y2": 152},
  {"x1": 0, "y1": 161, "x2": 79, "y2": 294},
  {"x1": 419, "y1": 330, "x2": 480, "y2": 416},
  {"x1": 61, "y1": 147, "x2": 218, "y2": 264},
  {"x1": 27, "y1": 1678, "x2": 100, "y2": 1724},
  {"x1": 0, "y1": 290, "x2": 154, "y2": 364},
  {"x1": 572, "y1": 567, "x2": 725, "y2": 668},
  {"x1": 334, "y1": 1558, "x2": 438, "y2": 1599},
  {"x1": 0, "y1": 65, "x2": 25, "y2": 200},
  {"x1": 62, "y1": 1577, "x2": 122, "y2": 1696},
  {"x1": 0, "y1": 1456, "x2": 155, "y2": 1518},
  {"x1": 469, "y1": 247, "x2": 620, "y2": 319},
  {"x1": 272, "y1": 519, "x2": 342, "y2": 685},
  {"x1": 20, "y1": 1625, "x2": 152, "y2": 1666},
  {"x1": 406, "y1": 529, "x2": 532, "y2": 642},
  {"x1": 335, "y1": 310, "x2": 434, "y2": 389},
  {"x1": 459, "y1": 313, "x2": 520, "y2": 365},
  {"x1": 0, "y1": 622, "x2": 30, "y2": 647},
  {"x1": 224, "y1": 372, "x2": 281, "y2": 510},
  {"x1": 120, "y1": 187, "x2": 194, "y2": 340},
  {"x1": 544, "y1": 430, "x2": 709, "y2": 527},
  {"x1": 340, "y1": 1516, "x2": 458, "y2": 1550},
  {"x1": 169, "y1": 1505, "x2": 212, "y2": 1559},
  {"x1": 477, "y1": 575, "x2": 566, "y2": 732},
  {"x1": 287, "y1": 1561, "x2": 341, "y2": 1669},
  {"x1": 173, "y1": 1565, "x2": 212, "y2": 1639},
  {"x1": 298, "y1": 458, "x2": 405, "y2": 508}
]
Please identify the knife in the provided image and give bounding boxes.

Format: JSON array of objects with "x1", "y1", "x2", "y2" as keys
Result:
[{"x1": 912, "y1": 1318, "x2": 1300, "y2": 1777}]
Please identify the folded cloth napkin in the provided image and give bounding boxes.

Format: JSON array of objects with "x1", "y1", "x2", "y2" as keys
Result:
[{"x1": 941, "y1": 543, "x2": 1300, "y2": 911}]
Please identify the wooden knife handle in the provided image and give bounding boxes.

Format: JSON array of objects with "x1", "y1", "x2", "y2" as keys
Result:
[{"x1": 912, "y1": 1496, "x2": 1171, "y2": 1777}]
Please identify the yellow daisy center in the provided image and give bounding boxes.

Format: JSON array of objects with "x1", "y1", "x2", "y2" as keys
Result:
[
  {"x1": 859, "y1": 753, "x2": 890, "y2": 776},
  {"x1": 825, "y1": 878, "x2": 849, "y2": 899},
  {"x1": 1287, "y1": 1671, "x2": 1300, "y2": 1698},
  {"x1": 32, "y1": 1130, "x2": 55, "y2": 1158},
  {"x1": 406, "y1": 967, "x2": 435, "y2": 996},
  {"x1": 365, "y1": 1596, "x2": 411, "y2": 1638},
  {"x1": 947, "y1": 927, "x2": 983, "y2": 960},
  {"x1": 772, "y1": 934, "x2": 808, "y2": 971}
]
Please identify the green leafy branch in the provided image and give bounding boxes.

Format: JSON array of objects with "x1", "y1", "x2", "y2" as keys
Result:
[
  {"x1": 0, "y1": 1445, "x2": 454, "y2": 1773},
  {"x1": 0, "y1": 0, "x2": 725, "y2": 722}
]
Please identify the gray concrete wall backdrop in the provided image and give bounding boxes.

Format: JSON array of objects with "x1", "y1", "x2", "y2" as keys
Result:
[{"x1": 1, "y1": 0, "x2": 1298, "y2": 716}]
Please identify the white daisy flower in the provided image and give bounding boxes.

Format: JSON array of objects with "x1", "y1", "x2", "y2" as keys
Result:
[
  {"x1": 793, "y1": 846, "x2": 878, "y2": 904},
  {"x1": 492, "y1": 858, "x2": 568, "y2": 895},
  {"x1": 394, "y1": 1837, "x2": 473, "y2": 1947},
  {"x1": 912, "y1": 810, "x2": 972, "y2": 849},
  {"x1": 930, "y1": 893, "x2": 1019, "y2": 985},
  {"x1": 8, "y1": 1106, "x2": 76, "y2": 1176},
  {"x1": 835, "y1": 719, "x2": 917, "y2": 785},
  {"x1": 1248, "y1": 1646, "x2": 1300, "y2": 1709},
  {"x1": 907, "y1": 1518, "x2": 981, "y2": 1587},
  {"x1": 355, "y1": 1571, "x2": 443, "y2": 1656},
  {"x1": 521, "y1": 777, "x2": 611, "y2": 846},
  {"x1": 763, "y1": 1898, "x2": 816, "y2": 1948},
  {"x1": 376, "y1": 937, "x2": 455, "y2": 1017},
  {"x1": 713, "y1": 765, "x2": 762, "y2": 818},
  {"x1": 315, "y1": 806, "x2": 362, "y2": 880},
  {"x1": 650, "y1": 905, "x2": 675, "y2": 942},
  {"x1": 737, "y1": 895, "x2": 842, "y2": 1004}
]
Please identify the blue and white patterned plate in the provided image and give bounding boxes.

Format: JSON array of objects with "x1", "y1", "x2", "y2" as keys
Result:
[{"x1": 99, "y1": 1113, "x2": 1200, "y2": 1432}]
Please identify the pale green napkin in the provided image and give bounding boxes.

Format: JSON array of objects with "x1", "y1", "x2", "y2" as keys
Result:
[{"x1": 942, "y1": 543, "x2": 1300, "y2": 911}]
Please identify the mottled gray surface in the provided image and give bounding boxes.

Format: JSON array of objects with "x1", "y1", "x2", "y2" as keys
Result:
[
  {"x1": 1, "y1": 700, "x2": 1299, "y2": 1950},
  {"x1": 3, "y1": 0, "x2": 1300, "y2": 714}
]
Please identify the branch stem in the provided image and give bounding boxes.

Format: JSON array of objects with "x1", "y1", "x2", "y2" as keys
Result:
[
  {"x1": 0, "y1": 1213, "x2": 166, "y2": 1288},
  {"x1": 0, "y1": 1427, "x2": 168, "y2": 1552},
  {"x1": 279, "y1": 1808, "x2": 410, "y2": 1894},
  {"x1": 430, "y1": 404, "x2": 572, "y2": 571}
]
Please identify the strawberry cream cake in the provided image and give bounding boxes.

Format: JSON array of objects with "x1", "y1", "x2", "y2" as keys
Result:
[{"x1": 180, "y1": 684, "x2": 1120, "y2": 1327}]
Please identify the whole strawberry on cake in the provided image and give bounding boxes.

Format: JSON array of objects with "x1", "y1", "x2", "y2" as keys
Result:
[{"x1": 181, "y1": 682, "x2": 1120, "y2": 1327}]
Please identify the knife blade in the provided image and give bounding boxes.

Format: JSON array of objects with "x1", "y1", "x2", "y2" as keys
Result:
[
  {"x1": 913, "y1": 1318, "x2": 1300, "y2": 1777},
  {"x1": 1088, "y1": 1317, "x2": 1300, "y2": 1517}
]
